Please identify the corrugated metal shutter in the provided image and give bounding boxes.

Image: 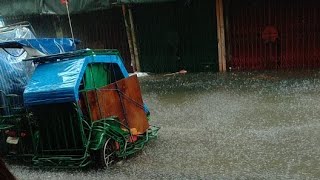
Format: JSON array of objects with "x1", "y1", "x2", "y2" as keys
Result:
[
  {"x1": 133, "y1": 0, "x2": 218, "y2": 73},
  {"x1": 228, "y1": 0, "x2": 320, "y2": 70}
]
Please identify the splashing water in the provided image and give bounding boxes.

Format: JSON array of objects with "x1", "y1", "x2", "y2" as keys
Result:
[{"x1": 9, "y1": 71, "x2": 320, "y2": 179}]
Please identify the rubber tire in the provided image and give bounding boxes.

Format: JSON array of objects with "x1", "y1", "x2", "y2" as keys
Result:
[{"x1": 96, "y1": 138, "x2": 116, "y2": 168}]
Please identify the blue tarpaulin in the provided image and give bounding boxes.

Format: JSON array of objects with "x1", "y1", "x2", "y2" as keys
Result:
[
  {"x1": 0, "y1": 26, "x2": 35, "y2": 95},
  {"x1": 0, "y1": 25, "x2": 77, "y2": 115},
  {"x1": 0, "y1": 38, "x2": 78, "y2": 55},
  {"x1": 24, "y1": 52, "x2": 129, "y2": 106},
  {"x1": 0, "y1": 27, "x2": 78, "y2": 96}
]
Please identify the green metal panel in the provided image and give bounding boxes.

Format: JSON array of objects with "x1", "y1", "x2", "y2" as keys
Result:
[
  {"x1": 32, "y1": 103, "x2": 85, "y2": 154},
  {"x1": 84, "y1": 64, "x2": 111, "y2": 89},
  {"x1": 133, "y1": 0, "x2": 218, "y2": 73}
]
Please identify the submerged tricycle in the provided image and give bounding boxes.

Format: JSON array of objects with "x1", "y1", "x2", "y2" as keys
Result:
[{"x1": 0, "y1": 49, "x2": 159, "y2": 168}]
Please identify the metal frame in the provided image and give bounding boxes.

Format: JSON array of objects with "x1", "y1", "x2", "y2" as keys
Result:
[{"x1": 0, "y1": 50, "x2": 159, "y2": 168}]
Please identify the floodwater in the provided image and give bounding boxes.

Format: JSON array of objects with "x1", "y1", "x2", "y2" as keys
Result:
[{"x1": 8, "y1": 71, "x2": 320, "y2": 179}]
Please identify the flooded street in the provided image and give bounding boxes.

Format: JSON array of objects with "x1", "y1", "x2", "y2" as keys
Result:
[{"x1": 9, "y1": 72, "x2": 320, "y2": 179}]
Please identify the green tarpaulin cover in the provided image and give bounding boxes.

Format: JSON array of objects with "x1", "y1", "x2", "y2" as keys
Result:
[{"x1": 0, "y1": 0, "x2": 175, "y2": 16}]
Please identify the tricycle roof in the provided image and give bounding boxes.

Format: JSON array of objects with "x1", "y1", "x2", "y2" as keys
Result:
[{"x1": 23, "y1": 49, "x2": 129, "y2": 106}]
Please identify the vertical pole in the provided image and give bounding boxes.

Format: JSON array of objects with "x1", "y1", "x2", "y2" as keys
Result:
[
  {"x1": 224, "y1": 0, "x2": 231, "y2": 70},
  {"x1": 122, "y1": 5, "x2": 136, "y2": 72},
  {"x1": 216, "y1": 0, "x2": 222, "y2": 71},
  {"x1": 65, "y1": 1, "x2": 75, "y2": 46},
  {"x1": 128, "y1": 8, "x2": 141, "y2": 72},
  {"x1": 216, "y1": 0, "x2": 227, "y2": 72}
]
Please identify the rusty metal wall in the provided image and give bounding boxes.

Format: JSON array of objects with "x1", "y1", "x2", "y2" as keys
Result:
[
  {"x1": 4, "y1": 8, "x2": 133, "y2": 72},
  {"x1": 228, "y1": 0, "x2": 320, "y2": 70}
]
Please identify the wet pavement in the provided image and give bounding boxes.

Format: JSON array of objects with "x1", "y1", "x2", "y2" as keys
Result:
[{"x1": 8, "y1": 71, "x2": 320, "y2": 179}]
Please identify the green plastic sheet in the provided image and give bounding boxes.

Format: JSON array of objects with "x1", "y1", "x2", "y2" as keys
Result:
[{"x1": 0, "y1": 0, "x2": 176, "y2": 16}]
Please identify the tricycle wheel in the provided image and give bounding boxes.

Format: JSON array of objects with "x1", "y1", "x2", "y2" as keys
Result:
[{"x1": 97, "y1": 138, "x2": 116, "y2": 168}]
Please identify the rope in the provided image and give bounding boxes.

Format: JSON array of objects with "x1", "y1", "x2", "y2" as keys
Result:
[{"x1": 65, "y1": 1, "x2": 76, "y2": 49}]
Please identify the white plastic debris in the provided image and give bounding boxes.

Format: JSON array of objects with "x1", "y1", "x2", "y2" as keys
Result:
[{"x1": 129, "y1": 72, "x2": 149, "y2": 77}]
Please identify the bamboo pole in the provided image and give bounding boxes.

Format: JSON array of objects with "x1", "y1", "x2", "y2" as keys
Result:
[
  {"x1": 216, "y1": 0, "x2": 227, "y2": 72},
  {"x1": 122, "y1": 5, "x2": 136, "y2": 72},
  {"x1": 128, "y1": 7, "x2": 141, "y2": 72},
  {"x1": 219, "y1": 0, "x2": 227, "y2": 71}
]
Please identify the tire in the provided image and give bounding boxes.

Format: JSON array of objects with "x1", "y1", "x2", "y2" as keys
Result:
[{"x1": 96, "y1": 138, "x2": 117, "y2": 168}]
